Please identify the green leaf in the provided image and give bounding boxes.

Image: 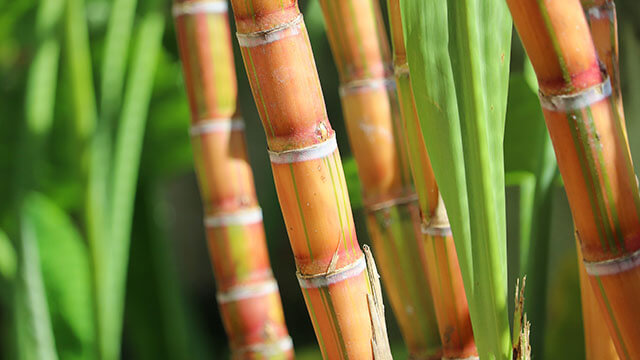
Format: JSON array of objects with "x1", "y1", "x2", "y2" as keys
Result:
[
  {"x1": 0, "y1": 228, "x2": 16, "y2": 280},
  {"x1": 97, "y1": 12, "x2": 165, "y2": 360},
  {"x1": 400, "y1": 0, "x2": 513, "y2": 358},
  {"x1": 23, "y1": 193, "x2": 96, "y2": 360},
  {"x1": 14, "y1": 200, "x2": 59, "y2": 360},
  {"x1": 504, "y1": 70, "x2": 557, "y2": 358},
  {"x1": 342, "y1": 157, "x2": 363, "y2": 210}
]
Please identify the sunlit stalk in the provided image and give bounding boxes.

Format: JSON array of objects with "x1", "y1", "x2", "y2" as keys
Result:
[
  {"x1": 173, "y1": 1, "x2": 293, "y2": 358},
  {"x1": 507, "y1": 1, "x2": 640, "y2": 358},
  {"x1": 229, "y1": 0, "x2": 390, "y2": 358}
]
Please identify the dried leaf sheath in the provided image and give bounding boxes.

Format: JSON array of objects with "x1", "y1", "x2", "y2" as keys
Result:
[
  {"x1": 386, "y1": 1, "x2": 477, "y2": 358},
  {"x1": 173, "y1": 1, "x2": 293, "y2": 358},
  {"x1": 230, "y1": 1, "x2": 385, "y2": 358},
  {"x1": 507, "y1": 1, "x2": 640, "y2": 358},
  {"x1": 317, "y1": 0, "x2": 442, "y2": 357}
]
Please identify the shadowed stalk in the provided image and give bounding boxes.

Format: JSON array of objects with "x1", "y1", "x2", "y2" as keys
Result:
[
  {"x1": 576, "y1": 239, "x2": 619, "y2": 360},
  {"x1": 172, "y1": 1, "x2": 293, "y2": 357},
  {"x1": 229, "y1": 0, "x2": 391, "y2": 358},
  {"x1": 316, "y1": 0, "x2": 443, "y2": 357},
  {"x1": 506, "y1": 1, "x2": 640, "y2": 358}
]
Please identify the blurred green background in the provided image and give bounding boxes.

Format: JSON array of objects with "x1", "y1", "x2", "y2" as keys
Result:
[{"x1": 1, "y1": 0, "x2": 640, "y2": 359}]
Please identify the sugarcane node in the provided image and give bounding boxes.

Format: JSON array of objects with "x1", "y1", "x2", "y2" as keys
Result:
[
  {"x1": 204, "y1": 207, "x2": 263, "y2": 227},
  {"x1": 172, "y1": 0, "x2": 227, "y2": 17},
  {"x1": 189, "y1": 117, "x2": 244, "y2": 136},
  {"x1": 268, "y1": 134, "x2": 337, "y2": 164},
  {"x1": 538, "y1": 75, "x2": 612, "y2": 112},
  {"x1": 233, "y1": 336, "x2": 294, "y2": 357},
  {"x1": 366, "y1": 193, "x2": 419, "y2": 213},
  {"x1": 296, "y1": 254, "x2": 366, "y2": 288},
  {"x1": 393, "y1": 63, "x2": 410, "y2": 77},
  {"x1": 583, "y1": 246, "x2": 640, "y2": 276},
  {"x1": 216, "y1": 278, "x2": 279, "y2": 303},
  {"x1": 236, "y1": 14, "x2": 303, "y2": 47},
  {"x1": 586, "y1": 1, "x2": 615, "y2": 21},
  {"x1": 339, "y1": 77, "x2": 396, "y2": 97}
]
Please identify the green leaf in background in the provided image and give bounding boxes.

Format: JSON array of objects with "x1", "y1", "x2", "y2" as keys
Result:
[
  {"x1": 15, "y1": 200, "x2": 59, "y2": 360},
  {"x1": 342, "y1": 157, "x2": 363, "y2": 210},
  {"x1": 0, "y1": 229, "x2": 17, "y2": 281},
  {"x1": 100, "y1": 12, "x2": 165, "y2": 360},
  {"x1": 400, "y1": 0, "x2": 512, "y2": 358},
  {"x1": 23, "y1": 193, "x2": 96, "y2": 360},
  {"x1": 504, "y1": 70, "x2": 557, "y2": 358}
]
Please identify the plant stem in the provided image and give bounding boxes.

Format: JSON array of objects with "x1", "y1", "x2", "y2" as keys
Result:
[
  {"x1": 172, "y1": 1, "x2": 293, "y2": 357},
  {"x1": 507, "y1": 1, "x2": 640, "y2": 358},
  {"x1": 316, "y1": 0, "x2": 442, "y2": 357},
  {"x1": 229, "y1": 0, "x2": 388, "y2": 358},
  {"x1": 386, "y1": 1, "x2": 478, "y2": 358}
]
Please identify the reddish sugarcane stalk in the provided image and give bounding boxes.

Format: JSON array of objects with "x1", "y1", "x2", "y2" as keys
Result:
[
  {"x1": 229, "y1": 1, "x2": 391, "y2": 358},
  {"x1": 173, "y1": 1, "x2": 293, "y2": 358},
  {"x1": 577, "y1": 238, "x2": 619, "y2": 360},
  {"x1": 507, "y1": 1, "x2": 640, "y2": 358},
  {"x1": 316, "y1": 0, "x2": 442, "y2": 358},
  {"x1": 385, "y1": 1, "x2": 478, "y2": 359}
]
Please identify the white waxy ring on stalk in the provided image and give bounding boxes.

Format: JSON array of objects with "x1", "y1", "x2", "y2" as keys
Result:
[
  {"x1": 234, "y1": 336, "x2": 294, "y2": 356},
  {"x1": 421, "y1": 223, "x2": 452, "y2": 237},
  {"x1": 538, "y1": 77, "x2": 612, "y2": 112},
  {"x1": 236, "y1": 14, "x2": 303, "y2": 48},
  {"x1": 268, "y1": 135, "x2": 337, "y2": 164},
  {"x1": 339, "y1": 77, "x2": 396, "y2": 97},
  {"x1": 587, "y1": 1, "x2": 615, "y2": 21},
  {"x1": 297, "y1": 255, "x2": 366, "y2": 288},
  {"x1": 172, "y1": 1, "x2": 227, "y2": 17},
  {"x1": 367, "y1": 193, "x2": 419, "y2": 212},
  {"x1": 205, "y1": 207, "x2": 263, "y2": 227},
  {"x1": 190, "y1": 117, "x2": 245, "y2": 136},
  {"x1": 216, "y1": 279, "x2": 279, "y2": 303},
  {"x1": 584, "y1": 247, "x2": 640, "y2": 276}
]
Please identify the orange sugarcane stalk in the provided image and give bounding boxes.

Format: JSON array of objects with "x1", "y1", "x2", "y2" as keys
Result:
[
  {"x1": 316, "y1": 0, "x2": 442, "y2": 358},
  {"x1": 577, "y1": 239, "x2": 619, "y2": 360},
  {"x1": 172, "y1": 1, "x2": 293, "y2": 358},
  {"x1": 384, "y1": 1, "x2": 478, "y2": 359},
  {"x1": 507, "y1": 1, "x2": 640, "y2": 358},
  {"x1": 229, "y1": 1, "x2": 391, "y2": 359}
]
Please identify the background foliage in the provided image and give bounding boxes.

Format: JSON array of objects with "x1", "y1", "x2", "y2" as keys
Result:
[{"x1": 0, "y1": 0, "x2": 639, "y2": 358}]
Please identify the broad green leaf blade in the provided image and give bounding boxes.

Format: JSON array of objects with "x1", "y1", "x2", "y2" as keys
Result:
[
  {"x1": 399, "y1": 0, "x2": 472, "y2": 285},
  {"x1": 401, "y1": 0, "x2": 513, "y2": 358},
  {"x1": 23, "y1": 193, "x2": 96, "y2": 360},
  {"x1": 15, "y1": 202, "x2": 59, "y2": 360},
  {"x1": 100, "y1": 13, "x2": 165, "y2": 360}
]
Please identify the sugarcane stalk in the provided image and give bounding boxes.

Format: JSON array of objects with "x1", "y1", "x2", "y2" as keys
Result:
[
  {"x1": 173, "y1": 1, "x2": 293, "y2": 358},
  {"x1": 506, "y1": 1, "x2": 640, "y2": 358},
  {"x1": 316, "y1": 0, "x2": 442, "y2": 358},
  {"x1": 229, "y1": 1, "x2": 390, "y2": 358},
  {"x1": 576, "y1": 237, "x2": 619, "y2": 360},
  {"x1": 386, "y1": 1, "x2": 478, "y2": 359}
]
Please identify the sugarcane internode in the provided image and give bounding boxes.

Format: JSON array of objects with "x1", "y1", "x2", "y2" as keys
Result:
[
  {"x1": 173, "y1": 0, "x2": 293, "y2": 358},
  {"x1": 507, "y1": 0, "x2": 640, "y2": 358},
  {"x1": 230, "y1": 0, "x2": 390, "y2": 357}
]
